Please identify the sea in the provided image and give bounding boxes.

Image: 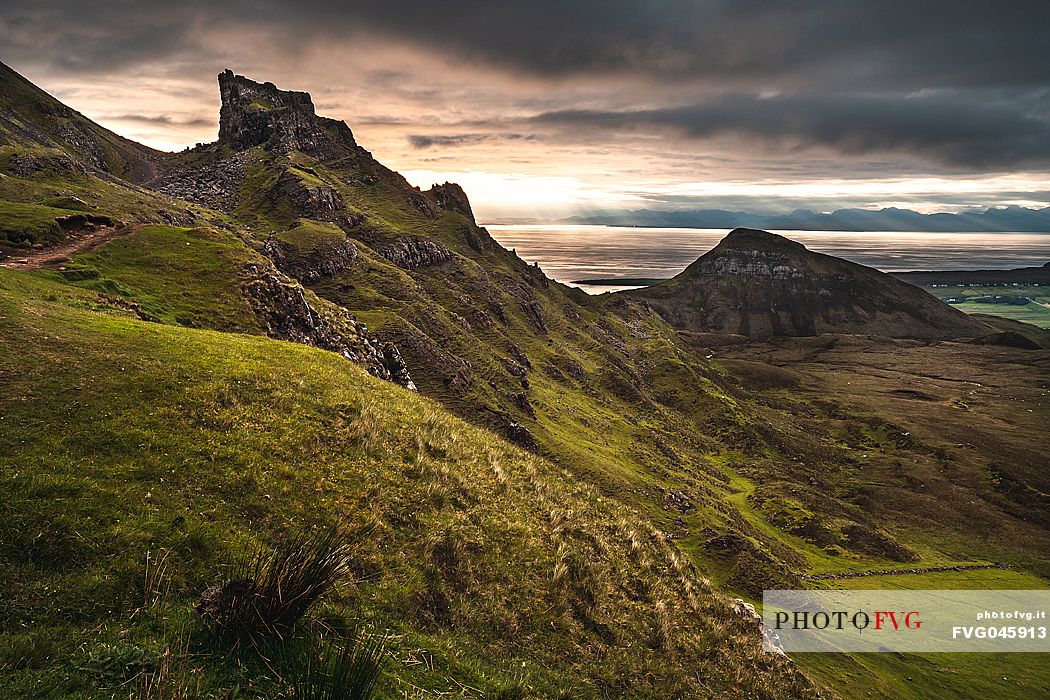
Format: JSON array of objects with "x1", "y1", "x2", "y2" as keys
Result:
[{"x1": 487, "y1": 225, "x2": 1050, "y2": 294}]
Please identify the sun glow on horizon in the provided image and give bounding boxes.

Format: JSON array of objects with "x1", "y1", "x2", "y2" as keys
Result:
[
  {"x1": 402, "y1": 169, "x2": 1050, "y2": 219},
  {"x1": 401, "y1": 169, "x2": 644, "y2": 219}
]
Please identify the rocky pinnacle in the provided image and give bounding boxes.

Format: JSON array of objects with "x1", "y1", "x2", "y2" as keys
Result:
[{"x1": 216, "y1": 69, "x2": 356, "y2": 154}]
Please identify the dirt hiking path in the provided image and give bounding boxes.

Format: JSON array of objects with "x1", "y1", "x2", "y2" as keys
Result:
[{"x1": 0, "y1": 224, "x2": 138, "y2": 270}]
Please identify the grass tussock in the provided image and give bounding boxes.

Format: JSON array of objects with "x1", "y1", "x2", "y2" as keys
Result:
[
  {"x1": 141, "y1": 548, "x2": 172, "y2": 612},
  {"x1": 647, "y1": 597, "x2": 675, "y2": 652},
  {"x1": 287, "y1": 631, "x2": 386, "y2": 700},
  {"x1": 197, "y1": 528, "x2": 355, "y2": 643}
]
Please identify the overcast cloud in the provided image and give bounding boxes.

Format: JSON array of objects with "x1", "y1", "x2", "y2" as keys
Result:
[{"x1": 1, "y1": 0, "x2": 1048, "y2": 217}]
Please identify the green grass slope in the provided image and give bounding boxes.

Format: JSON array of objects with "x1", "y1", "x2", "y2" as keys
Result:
[
  {"x1": 0, "y1": 61, "x2": 157, "y2": 182},
  {"x1": 0, "y1": 201, "x2": 83, "y2": 247},
  {"x1": 58, "y1": 224, "x2": 266, "y2": 331},
  {"x1": 0, "y1": 268, "x2": 817, "y2": 699}
]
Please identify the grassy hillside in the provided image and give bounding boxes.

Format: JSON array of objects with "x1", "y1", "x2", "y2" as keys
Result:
[
  {"x1": 0, "y1": 61, "x2": 157, "y2": 182},
  {"x1": 58, "y1": 224, "x2": 266, "y2": 331},
  {"x1": 0, "y1": 267, "x2": 817, "y2": 699},
  {"x1": 7, "y1": 219, "x2": 1048, "y2": 698}
]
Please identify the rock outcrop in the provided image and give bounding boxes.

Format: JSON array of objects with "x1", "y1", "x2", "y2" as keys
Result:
[
  {"x1": 243, "y1": 265, "x2": 415, "y2": 390},
  {"x1": 217, "y1": 69, "x2": 356, "y2": 156},
  {"x1": 428, "y1": 182, "x2": 475, "y2": 222},
  {"x1": 376, "y1": 236, "x2": 454, "y2": 269},
  {"x1": 381, "y1": 343, "x2": 417, "y2": 391},
  {"x1": 506, "y1": 422, "x2": 538, "y2": 452},
  {"x1": 629, "y1": 228, "x2": 993, "y2": 341},
  {"x1": 272, "y1": 169, "x2": 346, "y2": 221},
  {"x1": 264, "y1": 232, "x2": 358, "y2": 284}
]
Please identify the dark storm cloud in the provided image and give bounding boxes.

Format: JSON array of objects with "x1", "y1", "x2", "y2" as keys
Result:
[
  {"x1": 533, "y1": 92, "x2": 1050, "y2": 169},
  {"x1": 0, "y1": 3, "x2": 203, "y2": 73},
  {"x1": 309, "y1": 0, "x2": 1050, "y2": 89},
  {"x1": 408, "y1": 133, "x2": 537, "y2": 149},
  {"x1": 2, "y1": 0, "x2": 1049, "y2": 189},
  {"x1": 2, "y1": 1, "x2": 1049, "y2": 88},
  {"x1": 107, "y1": 114, "x2": 212, "y2": 128}
]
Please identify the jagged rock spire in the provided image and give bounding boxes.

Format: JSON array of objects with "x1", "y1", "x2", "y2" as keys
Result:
[
  {"x1": 428, "y1": 182, "x2": 475, "y2": 222},
  {"x1": 216, "y1": 69, "x2": 355, "y2": 155}
]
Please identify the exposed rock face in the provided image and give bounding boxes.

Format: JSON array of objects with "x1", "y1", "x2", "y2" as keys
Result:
[
  {"x1": 507, "y1": 343, "x2": 532, "y2": 370},
  {"x1": 273, "y1": 169, "x2": 346, "y2": 221},
  {"x1": 381, "y1": 343, "x2": 417, "y2": 391},
  {"x1": 376, "y1": 236, "x2": 454, "y2": 269},
  {"x1": 264, "y1": 234, "x2": 358, "y2": 284},
  {"x1": 630, "y1": 228, "x2": 992, "y2": 341},
  {"x1": 463, "y1": 225, "x2": 497, "y2": 253},
  {"x1": 152, "y1": 72, "x2": 363, "y2": 211},
  {"x1": 506, "y1": 422, "x2": 538, "y2": 452},
  {"x1": 217, "y1": 69, "x2": 356, "y2": 155},
  {"x1": 243, "y1": 265, "x2": 415, "y2": 390},
  {"x1": 428, "y1": 182, "x2": 475, "y2": 221},
  {"x1": 407, "y1": 189, "x2": 439, "y2": 219},
  {"x1": 244, "y1": 267, "x2": 367, "y2": 355},
  {"x1": 511, "y1": 391, "x2": 536, "y2": 418}
]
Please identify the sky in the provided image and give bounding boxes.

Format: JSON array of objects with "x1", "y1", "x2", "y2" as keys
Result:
[{"x1": 2, "y1": 0, "x2": 1049, "y2": 221}]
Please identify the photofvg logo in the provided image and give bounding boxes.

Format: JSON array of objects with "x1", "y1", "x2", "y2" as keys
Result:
[{"x1": 762, "y1": 590, "x2": 1050, "y2": 653}]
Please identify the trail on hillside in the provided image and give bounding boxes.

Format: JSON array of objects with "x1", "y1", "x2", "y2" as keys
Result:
[
  {"x1": 800, "y1": 563, "x2": 1008, "y2": 581},
  {"x1": 0, "y1": 224, "x2": 137, "y2": 270}
]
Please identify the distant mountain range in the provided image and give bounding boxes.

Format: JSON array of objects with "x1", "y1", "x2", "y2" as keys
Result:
[{"x1": 561, "y1": 206, "x2": 1050, "y2": 232}]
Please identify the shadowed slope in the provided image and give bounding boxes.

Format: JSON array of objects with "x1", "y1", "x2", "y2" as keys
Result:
[
  {"x1": 628, "y1": 228, "x2": 997, "y2": 341},
  {"x1": 0, "y1": 61, "x2": 158, "y2": 182}
]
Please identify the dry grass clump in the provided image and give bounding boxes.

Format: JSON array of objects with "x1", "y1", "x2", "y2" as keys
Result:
[{"x1": 197, "y1": 528, "x2": 354, "y2": 643}]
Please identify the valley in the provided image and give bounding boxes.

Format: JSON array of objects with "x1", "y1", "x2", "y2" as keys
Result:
[{"x1": 0, "y1": 62, "x2": 1048, "y2": 699}]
